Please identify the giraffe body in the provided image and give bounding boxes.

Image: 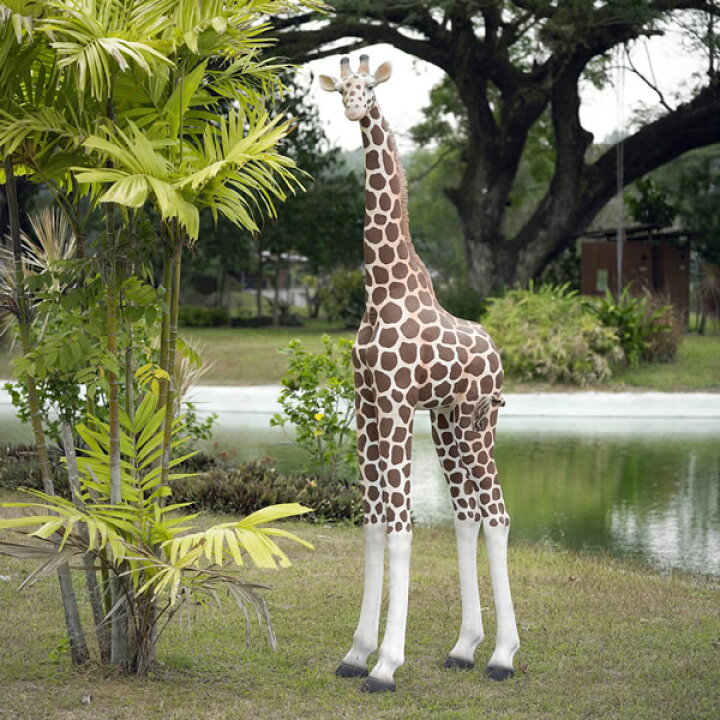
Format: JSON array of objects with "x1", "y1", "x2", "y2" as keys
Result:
[{"x1": 320, "y1": 56, "x2": 519, "y2": 692}]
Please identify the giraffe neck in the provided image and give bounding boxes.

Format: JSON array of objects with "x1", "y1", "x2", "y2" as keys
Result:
[{"x1": 360, "y1": 104, "x2": 435, "y2": 315}]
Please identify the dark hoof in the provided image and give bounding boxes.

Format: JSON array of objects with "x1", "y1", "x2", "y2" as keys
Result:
[
  {"x1": 360, "y1": 677, "x2": 396, "y2": 693},
  {"x1": 485, "y1": 665, "x2": 515, "y2": 681},
  {"x1": 444, "y1": 656, "x2": 475, "y2": 670},
  {"x1": 335, "y1": 662, "x2": 368, "y2": 678}
]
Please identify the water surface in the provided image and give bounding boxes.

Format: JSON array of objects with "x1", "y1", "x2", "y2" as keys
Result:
[{"x1": 2, "y1": 397, "x2": 719, "y2": 576}]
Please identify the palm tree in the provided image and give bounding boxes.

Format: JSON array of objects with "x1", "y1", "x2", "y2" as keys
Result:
[{"x1": 1, "y1": 0, "x2": 325, "y2": 671}]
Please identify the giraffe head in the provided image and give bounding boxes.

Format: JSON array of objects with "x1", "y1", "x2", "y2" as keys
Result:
[{"x1": 319, "y1": 54, "x2": 392, "y2": 121}]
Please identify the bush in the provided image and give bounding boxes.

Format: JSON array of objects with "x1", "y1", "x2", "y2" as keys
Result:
[
  {"x1": 0, "y1": 444, "x2": 69, "y2": 496},
  {"x1": 179, "y1": 305, "x2": 229, "y2": 327},
  {"x1": 438, "y1": 283, "x2": 488, "y2": 321},
  {"x1": 588, "y1": 288, "x2": 682, "y2": 366},
  {"x1": 482, "y1": 283, "x2": 623, "y2": 385},
  {"x1": 319, "y1": 269, "x2": 365, "y2": 327},
  {"x1": 271, "y1": 335, "x2": 357, "y2": 480},
  {"x1": 0, "y1": 448, "x2": 361, "y2": 523},
  {"x1": 169, "y1": 457, "x2": 361, "y2": 524}
]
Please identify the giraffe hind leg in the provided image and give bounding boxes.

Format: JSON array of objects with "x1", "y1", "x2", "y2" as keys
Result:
[
  {"x1": 455, "y1": 406, "x2": 520, "y2": 680},
  {"x1": 430, "y1": 409, "x2": 484, "y2": 670}
]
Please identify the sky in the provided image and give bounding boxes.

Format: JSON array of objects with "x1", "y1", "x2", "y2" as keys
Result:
[{"x1": 299, "y1": 22, "x2": 707, "y2": 153}]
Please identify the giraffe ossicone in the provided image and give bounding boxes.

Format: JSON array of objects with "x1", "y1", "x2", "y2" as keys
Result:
[{"x1": 320, "y1": 55, "x2": 520, "y2": 693}]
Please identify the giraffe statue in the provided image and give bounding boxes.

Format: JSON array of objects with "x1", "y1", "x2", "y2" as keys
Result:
[{"x1": 319, "y1": 55, "x2": 520, "y2": 693}]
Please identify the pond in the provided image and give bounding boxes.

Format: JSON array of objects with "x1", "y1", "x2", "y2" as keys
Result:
[{"x1": 2, "y1": 386, "x2": 719, "y2": 577}]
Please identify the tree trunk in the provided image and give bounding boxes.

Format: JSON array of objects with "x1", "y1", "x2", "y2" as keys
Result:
[
  {"x1": 446, "y1": 148, "x2": 526, "y2": 295},
  {"x1": 255, "y1": 236, "x2": 263, "y2": 320},
  {"x1": 159, "y1": 240, "x2": 173, "y2": 412},
  {"x1": 160, "y1": 229, "x2": 182, "y2": 489},
  {"x1": 104, "y1": 203, "x2": 130, "y2": 667},
  {"x1": 4, "y1": 157, "x2": 90, "y2": 666},
  {"x1": 61, "y1": 421, "x2": 112, "y2": 663}
]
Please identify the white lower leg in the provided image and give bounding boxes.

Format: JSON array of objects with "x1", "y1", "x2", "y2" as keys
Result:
[
  {"x1": 369, "y1": 530, "x2": 412, "y2": 684},
  {"x1": 342, "y1": 523, "x2": 386, "y2": 669},
  {"x1": 484, "y1": 522, "x2": 520, "y2": 670},
  {"x1": 448, "y1": 518, "x2": 484, "y2": 663}
]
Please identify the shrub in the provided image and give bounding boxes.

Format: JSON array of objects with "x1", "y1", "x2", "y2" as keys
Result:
[
  {"x1": 271, "y1": 335, "x2": 357, "y2": 480},
  {"x1": 482, "y1": 283, "x2": 623, "y2": 385},
  {"x1": 0, "y1": 444, "x2": 69, "y2": 496},
  {"x1": 170, "y1": 457, "x2": 362, "y2": 524},
  {"x1": 179, "y1": 305, "x2": 229, "y2": 327},
  {"x1": 319, "y1": 269, "x2": 365, "y2": 327},
  {"x1": 588, "y1": 288, "x2": 681, "y2": 366},
  {"x1": 438, "y1": 283, "x2": 488, "y2": 321}
]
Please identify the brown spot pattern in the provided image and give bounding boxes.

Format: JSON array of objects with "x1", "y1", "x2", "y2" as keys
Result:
[{"x1": 349, "y1": 94, "x2": 508, "y2": 533}]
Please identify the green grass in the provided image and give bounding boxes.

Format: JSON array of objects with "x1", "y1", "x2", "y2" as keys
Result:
[
  {"x1": 0, "y1": 499, "x2": 718, "y2": 719},
  {"x1": 2, "y1": 326, "x2": 718, "y2": 391},
  {"x1": 181, "y1": 320, "x2": 353, "y2": 386},
  {"x1": 608, "y1": 335, "x2": 720, "y2": 391}
]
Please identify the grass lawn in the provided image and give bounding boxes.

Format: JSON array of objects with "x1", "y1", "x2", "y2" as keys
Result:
[
  {"x1": 0, "y1": 500, "x2": 718, "y2": 719},
  {"x1": 608, "y1": 334, "x2": 720, "y2": 391},
  {"x1": 1, "y1": 324, "x2": 718, "y2": 391},
  {"x1": 181, "y1": 320, "x2": 353, "y2": 386}
]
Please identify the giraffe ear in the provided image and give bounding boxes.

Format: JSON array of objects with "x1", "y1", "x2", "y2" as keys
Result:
[
  {"x1": 373, "y1": 62, "x2": 392, "y2": 85},
  {"x1": 319, "y1": 74, "x2": 340, "y2": 92}
]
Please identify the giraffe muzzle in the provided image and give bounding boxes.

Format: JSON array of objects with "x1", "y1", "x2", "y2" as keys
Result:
[{"x1": 345, "y1": 106, "x2": 365, "y2": 121}]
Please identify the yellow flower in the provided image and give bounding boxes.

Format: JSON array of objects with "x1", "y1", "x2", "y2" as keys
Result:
[
  {"x1": 312, "y1": 429, "x2": 324, "y2": 437},
  {"x1": 314, "y1": 412, "x2": 325, "y2": 421}
]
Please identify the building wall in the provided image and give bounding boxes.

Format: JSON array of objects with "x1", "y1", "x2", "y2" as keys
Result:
[{"x1": 581, "y1": 241, "x2": 689, "y2": 318}]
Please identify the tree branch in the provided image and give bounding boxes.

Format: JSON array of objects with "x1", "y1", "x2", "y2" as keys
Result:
[
  {"x1": 622, "y1": 50, "x2": 674, "y2": 113},
  {"x1": 514, "y1": 75, "x2": 720, "y2": 279},
  {"x1": 585, "y1": 76, "x2": 720, "y2": 217},
  {"x1": 275, "y1": 18, "x2": 452, "y2": 71},
  {"x1": 407, "y1": 145, "x2": 460, "y2": 188}
]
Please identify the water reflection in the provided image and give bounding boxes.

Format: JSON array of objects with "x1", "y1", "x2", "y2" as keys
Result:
[
  {"x1": 494, "y1": 431, "x2": 720, "y2": 576},
  {"x1": 2, "y1": 404, "x2": 719, "y2": 576}
]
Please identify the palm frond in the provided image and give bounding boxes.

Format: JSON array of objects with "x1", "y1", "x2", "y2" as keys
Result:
[
  {"x1": 39, "y1": 0, "x2": 172, "y2": 101},
  {"x1": 23, "y1": 206, "x2": 77, "y2": 273}
]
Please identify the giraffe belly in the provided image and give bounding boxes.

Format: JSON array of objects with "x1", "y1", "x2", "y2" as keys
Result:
[{"x1": 353, "y1": 312, "x2": 504, "y2": 414}]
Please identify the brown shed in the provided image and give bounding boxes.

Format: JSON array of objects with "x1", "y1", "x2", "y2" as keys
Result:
[{"x1": 580, "y1": 231, "x2": 690, "y2": 320}]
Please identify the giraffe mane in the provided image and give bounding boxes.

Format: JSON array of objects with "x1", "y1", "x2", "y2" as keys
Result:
[
  {"x1": 385, "y1": 123, "x2": 436, "y2": 298},
  {"x1": 385, "y1": 126, "x2": 411, "y2": 243}
]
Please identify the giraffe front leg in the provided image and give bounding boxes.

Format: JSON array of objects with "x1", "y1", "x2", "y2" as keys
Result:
[
  {"x1": 336, "y1": 377, "x2": 385, "y2": 678},
  {"x1": 361, "y1": 528, "x2": 412, "y2": 693},
  {"x1": 361, "y1": 403, "x2": 415, "y2": 693},
  {"x1": 336, "y1": 522, "x2": 385, "y2": 677}
]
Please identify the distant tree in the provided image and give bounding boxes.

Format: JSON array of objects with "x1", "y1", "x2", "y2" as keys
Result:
[
  {"x1": 652, "y1": 145, "x2": 720, "y2": 264},
  {"x1": 183, "y1": 213, "x2": 253, "y2": 308},
  {"x1": 406, "y1": 146, "x2": 465, "y2": 283},
  {"x1": 275, "y1": 1, "x2": 720, "y2": 294},
  {"x1": 626, "y1": 177, "x2": 677, "y2": 227},
  {"x1": 252, "y1": 73, "x2": 364, "y2": 321}
]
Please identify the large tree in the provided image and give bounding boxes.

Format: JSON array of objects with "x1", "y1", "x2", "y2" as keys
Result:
[{"x1": 274, "y1": 1, "x2": 720, "y2": 294}]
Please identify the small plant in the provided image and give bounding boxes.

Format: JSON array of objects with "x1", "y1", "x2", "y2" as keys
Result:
[
  {"x1": 588, "y1": 287, "x2": 680, "y2": 366},
  {"x1": 271, "y1": 335, "x2": 357, "y2": 481},
  {"x1": 482, "y1": 283, "x2": 623, "y2": 385}
]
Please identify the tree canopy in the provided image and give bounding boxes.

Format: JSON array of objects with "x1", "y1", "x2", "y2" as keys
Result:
[{"x1": 274, "y1": 1, "x2": 720, "y2": 293}]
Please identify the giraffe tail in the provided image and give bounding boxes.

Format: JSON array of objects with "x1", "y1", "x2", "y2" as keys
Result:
[{"x1": 474, "y1": 393, "x2": 505, "y2": 431}]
